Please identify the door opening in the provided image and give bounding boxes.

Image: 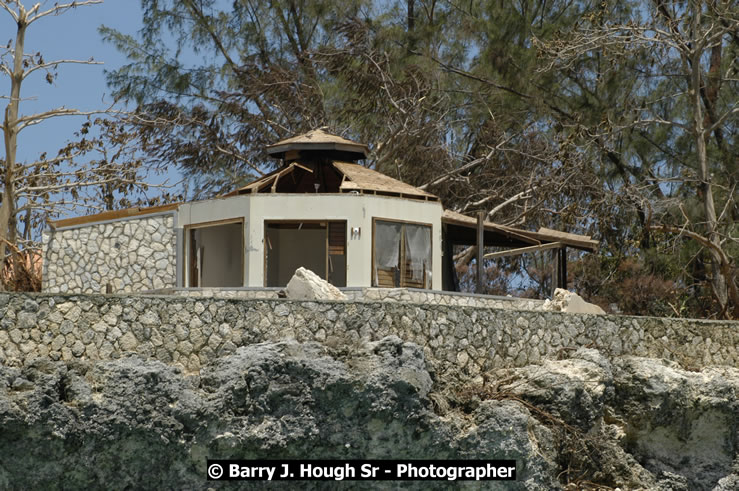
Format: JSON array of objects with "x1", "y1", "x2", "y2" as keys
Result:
[
  {"x1": 265, "y1": 220, "x2": 346, "y2": 287},
  {"x1": 186, "y1": 220, "x2": 243, "y2": 287}
]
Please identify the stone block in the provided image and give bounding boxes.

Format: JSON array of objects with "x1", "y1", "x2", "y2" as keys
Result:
[
  {"x1": 119, "y1": 332, "x2": 138, "y2": 352},
  {"x1": 285, "y1": 267, "x2": 347, "y2": 301},
  {"x1": 543, "y1": 289, "x2": 606, "y2": 315}
]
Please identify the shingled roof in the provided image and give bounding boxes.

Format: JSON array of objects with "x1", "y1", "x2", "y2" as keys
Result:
[
  {"x1": 266, "y1": 129, "x2": 369, "y2": 160},
  {"x1": 225, "y1": 160, "x2": 438, "y2": 201}
]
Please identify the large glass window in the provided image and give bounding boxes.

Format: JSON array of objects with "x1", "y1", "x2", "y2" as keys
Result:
[{"x1": 373, "y1": 220, "x2": 431, "y2": 289}]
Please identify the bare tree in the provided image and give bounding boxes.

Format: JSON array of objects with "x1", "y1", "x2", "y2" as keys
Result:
[
  {"x1": 1, "y1": 1, "x2": 172, "y2": 290},
  {"x1": 535, "y1": 0, "x2": 738, "y2": 317},
  {"x1": 1, "y1": 1, "x2": 101, "y2": 283}
]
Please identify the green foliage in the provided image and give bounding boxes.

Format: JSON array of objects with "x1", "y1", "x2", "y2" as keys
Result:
[{"x1": 102, "y1": 0, "x2": 737, "y2": 318}]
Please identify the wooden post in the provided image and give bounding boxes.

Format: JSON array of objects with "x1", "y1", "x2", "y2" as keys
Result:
[
  {"x1": 558, "y1": 247, "x2": 568, "y2": 290},
  {"x1": 551, "y1": 248, "x2": 559, "y2": 298},
  {"x1": 476, "y1": 211, "x2": 484, "y2": 293}
]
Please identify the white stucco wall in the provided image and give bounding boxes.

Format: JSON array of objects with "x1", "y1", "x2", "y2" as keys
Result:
[{"x1": 177, "y1": 193, "x2": 443, "y2": 289}]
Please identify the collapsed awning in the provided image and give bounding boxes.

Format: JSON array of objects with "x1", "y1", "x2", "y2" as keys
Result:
[
  {"x1": 441, "y1": 209, "x2": 597, "y2": 251},
  {"x1": 440, "y1": 209, "x2": 597, "y2": 293}
]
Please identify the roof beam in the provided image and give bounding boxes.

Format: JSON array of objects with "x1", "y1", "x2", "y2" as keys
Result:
[
  {"x1": 484, "y1": 242, "x2": 563, "y2": 260},
  {"x1": 51, "y1": 203, "x2": 180, "y2": 229}
]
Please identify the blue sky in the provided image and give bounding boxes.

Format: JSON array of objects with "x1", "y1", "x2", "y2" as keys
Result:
[{"x1": 1, "y1": 0, "x2": 142, "y2": 165}]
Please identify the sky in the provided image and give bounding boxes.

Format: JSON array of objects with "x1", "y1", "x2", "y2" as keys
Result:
[{"x1": 1, "y1": 0, "x2": 143, "y2": 166}]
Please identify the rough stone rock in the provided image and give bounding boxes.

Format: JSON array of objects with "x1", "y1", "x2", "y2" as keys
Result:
[
  {"x1": 491, "y1": 349, "x2": 738, "y2": 490},
  {"x1": 611, "y1": 356, "x2": 739, "y2": 491},
  {"x1": 285, "y1": 267, "x2": 347, "y2": 301},
  {"x1": 543, "y1": 288, "x2": 606, "y2": 314},
  {"x1": 712, "y1": 459, "x2": 739, "y2": 491},
  {"x1": 1, "y1": 324, "x2": 737, "y2": 491},
  {"x1": 0, "y1": 337, "x2": 557, "y2": 490},
  {"x1": 498, "y1": 348, "x2": 613, "y2": 432}
]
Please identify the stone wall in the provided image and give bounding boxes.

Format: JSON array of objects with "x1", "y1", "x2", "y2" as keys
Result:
[
  {"x1": 0, "y1": 293, "x2": 736, "y2": 375},
  {"x1": 170, "y1": 287, "x2": 547, "y2": 311},
  {"x1": 42, "y1": 214, "x2": 177, "y2": 294}
]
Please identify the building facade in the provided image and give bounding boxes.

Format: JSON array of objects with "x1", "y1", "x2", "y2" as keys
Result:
[{"x1": 42, "y1": 130, "x2": 596, "y2": 294}]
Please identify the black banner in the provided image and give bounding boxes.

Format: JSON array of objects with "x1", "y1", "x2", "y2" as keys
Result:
[{"x1": 206, "y1": 459, "x2": 516, "y2": 481}]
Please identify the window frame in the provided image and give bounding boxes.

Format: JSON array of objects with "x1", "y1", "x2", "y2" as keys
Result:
[{"x1": 371, "y1": 217, "x2": 433, "y2": 289}]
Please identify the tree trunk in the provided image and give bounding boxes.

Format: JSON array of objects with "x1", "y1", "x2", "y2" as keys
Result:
[
  {"x1": 407, "y1": 0, "x2": 416, "y2": 53},
  {"x1": 0, "y1": 5, "x2": 27, "y2": 290},
  {"x1": 690, "y1": 2, "x2": 728, "y2": 312}
]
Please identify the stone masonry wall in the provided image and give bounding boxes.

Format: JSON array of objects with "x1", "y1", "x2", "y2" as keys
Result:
[
  {"x1": 42, "y1": 215, "x2": 176, "y2": 294},
  {"x1": 173, "y1": 287, "x2": 547, "y2": 311},
  {"x1": 0, "y1": 293, "x2": 735, "y2": 376}
]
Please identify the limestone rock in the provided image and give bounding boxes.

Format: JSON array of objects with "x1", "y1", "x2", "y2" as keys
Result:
[
  {"x1": 713, "y1": 466, "x2": 739, "y2": 491},
  {"x1": 490, "y1": 348, "x2": 739, "y2": 490},
  {"x1": 0, "y1": 335, "x2": 737, "y2": 490},
  {"x1": 543, "y1": 288, "x2": 606, "y2": 314},
  {"x1": 285, "y1": 267, "x2": 347, "y2": 301},
  {"x1": 0, "y1": 338, "x2": 557, "y2": 490},
  {"x1": 611, "y1": 356, "x2": 739, "y2": 490},
  {"x1": 497, "y1": 347, "x2": 613, "y2": 432}
]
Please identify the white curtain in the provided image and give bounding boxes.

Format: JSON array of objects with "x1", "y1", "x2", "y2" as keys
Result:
[
  {"x1": 374, "y1": 221, "x2": 402, "y2": 285},
  {"x1": 404, "y1": 224, "x2": 431, "y2": 286}
]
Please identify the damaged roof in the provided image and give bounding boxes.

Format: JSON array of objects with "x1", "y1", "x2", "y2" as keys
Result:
[
  {"x1": 334, "y1": 162, "x2": 437, "y2": 200},
  {"x1": 225, "y1": 161, "x2": 439, "y2": 201},
  {"x1": 51, "y1": 129, "x2": 597, "y2": 254},
  {"x1": 441, "y1": 209, "x2": 598, "y2": 251},
  {"x1": 266, "y1": 129, "x2": 369, "y2": 160},
  {"x1": 51, "y1": 203, "x2": 180, "y2": 229}
]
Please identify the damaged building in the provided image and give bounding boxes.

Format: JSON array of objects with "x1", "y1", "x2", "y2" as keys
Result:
[{"x1": 42, "y1": 130, "x2": 596, "y2": 294}]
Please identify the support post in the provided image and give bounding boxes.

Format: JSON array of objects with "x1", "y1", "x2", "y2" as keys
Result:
[
  {"x1": 175, "y1": 227, "x2": 184, "y2": 288},
  {"x1": 476, "y1": 211, "x2": 484, "y2": 293},
  {"x1": 551, "y1": 248, "x2": 559, "y2": 298},
  {"x1": 558, "y1": 247, "x2": 567, "y2": 290}
]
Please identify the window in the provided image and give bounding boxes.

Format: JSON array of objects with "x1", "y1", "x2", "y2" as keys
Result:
[
  {"x1": 373, "y1": 219, "x2": 432, "y2": 289},
  {"x1": 265, "y1": 221, "x2": 347, "y2": 287},
  {"x1": 186, "y1": 220, "x2": 243, "y2": 287}
]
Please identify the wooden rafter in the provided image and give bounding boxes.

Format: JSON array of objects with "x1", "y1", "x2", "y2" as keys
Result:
[{"x1": 484, "y1": 242, "x2": 563, "y2": 260}]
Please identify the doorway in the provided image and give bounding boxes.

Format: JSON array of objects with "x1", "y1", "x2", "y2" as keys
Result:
[
  {"x1": 186, "y1": 220, "x2": 243, "y2": 287},
  {"x1": 265, "y1": 221, "x2": 346, "y2": 287}
]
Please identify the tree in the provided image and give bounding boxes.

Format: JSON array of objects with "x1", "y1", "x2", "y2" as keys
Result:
[
  {"x1": 101, "y1": 0, "x2": 372, "y2": 197},
  {"x1": 1, "y1": 0, "x2": 170, "y2": 291},
  {"x1": 103, "y1": 0, "x2": 620, "y2": 292},
  {"x1": 105, "y1": 0, "x2": 733, "y2": 316},
  {"x1": 60, "y1": 117, "x2": 182, "y2": 212},
  {"x1": 104, "y1": 0, "x2": 607, "y2": 220},
  {"x1": 0, "y1": 1, "x2": 92, "y2": 286},
  {"x1": 537, "y1": 0, "x2": 738, "y2": 317}
]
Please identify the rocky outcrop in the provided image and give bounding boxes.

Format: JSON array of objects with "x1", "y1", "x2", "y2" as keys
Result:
[
  {"x1": 611, "y1": 357, "x2": 738, "y2": 490},
  {"x1": 285, "y1": 267, "x2": 348, "y2": 301},
  {"x1": 543, "y1": 288, "x2": 606, "y2": 314},
  {"x1": 0, "y1": 339, "x2": 736, "y2": 490},
  {"x1": 0, "y1": 337, "x2": 558, "y2": 490},
  {"x1": 489, "y1": 348, "x2": 739, "y2": 490}
]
